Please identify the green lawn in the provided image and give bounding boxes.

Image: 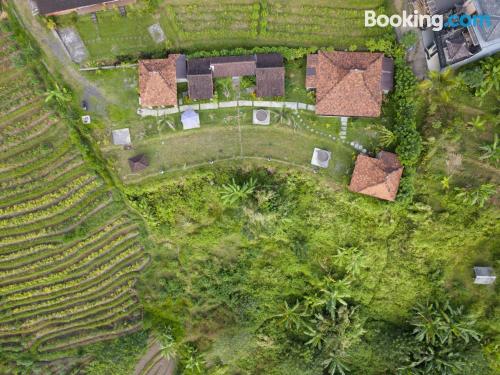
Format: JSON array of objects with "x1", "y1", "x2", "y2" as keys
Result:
[
  {"x1": 55, "y1": 0, "x2": 390, "y2": 62},
  {"x1": 105, "y1": 107, "x2": 357, "y2": 183}
]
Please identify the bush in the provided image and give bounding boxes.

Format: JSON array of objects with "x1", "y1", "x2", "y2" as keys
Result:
[
  {"x1": 390, "y1": 57, "x2": 422, "y2": 167},
  {"x1": 188, "y1": 46, "x2": 318, "y2": 62}
]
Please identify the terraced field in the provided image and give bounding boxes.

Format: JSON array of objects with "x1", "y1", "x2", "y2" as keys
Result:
[
  {"x1": 0, "y1": 28, "x2": 147, "y2": 357},
  {"x1": 61, "y1": 0, "x2": 389, "y2": 60}
]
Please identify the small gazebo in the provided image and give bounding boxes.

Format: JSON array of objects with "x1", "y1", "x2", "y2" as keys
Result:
[
  {"x1": 311, "y1": 148, "x2": 331, "y2": 169},
  {"x1": 181, "y1": 107, "x2": 200, "y2": 130},
  {"x1": 473, "y1": 267, "x2": 496, "y2": 285},
  {"x1": 112, "y1": 128, "x2": 131, "y2": 146},
  {"x1": 128, "y1": 154, "x2": 149, "y2": 172}
]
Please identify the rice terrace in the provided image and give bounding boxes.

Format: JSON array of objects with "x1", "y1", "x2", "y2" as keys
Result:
[{"x1": 0, "y1": 0, "x2": 499, "y2": 374}]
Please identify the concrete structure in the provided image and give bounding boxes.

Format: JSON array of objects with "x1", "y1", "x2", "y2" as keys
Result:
[
  {"x1": 311, "y1": 148, "x2": 332, "y2": 168},
  {"x1": 111, "y1": 128, "x2": 131, "y2": 146},
  {"x1": 473, "y1": 267, "x2": 496, "y2": 284},
  {"x1": 181, "y1": 107, "x2": 200, "y2": 130},
  {"x1": 253, "y1": 109, "x2": 270, "y2": 125}
]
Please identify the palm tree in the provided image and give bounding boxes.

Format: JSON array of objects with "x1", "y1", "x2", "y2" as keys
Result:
[
  {"x1": 377, "y1": 126, "x2": 397, "y2": 147},
  {"x1": 419, "y1": 68, "x2": 459, "y2": 105},
  {"x1": 411, "y1": 302, "x2": 443, "y2": 345},
  {"x1": 440, "y1": 176, "x2": 451, "y2": 191},
  {"x1": 273, "y1": 301, "x2": 307, "y2": 332},
  {"x1": 318, "y1": 278, "x2": 351, "y2": 319},
  {"x1": 304, "y1": 313, "x2": 331, "y2": 349},
  {"x1": 220, "y1": 178, "x2": 257, "y2": 206},
  {"x1": 158, "y1": 332, "x2": 177, "y2": 360},
  {"x1": 273, "y1": 107, "x2": 294, "y2": 126},
  {"x1": 455, "y1": 183, "x2": 495, "y2": 207},
  {"x1": 479, "y1": 134, "x2": 499, "y2": 165},
  {"x1": 466, "y1": 116, "x2": 487, "y2": 131},
  {"x1": 183, "y1": 347, "x2": 204, "y2": 375},
  {"x1": 45, "y1": 83, "x2": 71, "y2": 106},
  {"x1": 322, "y1": 351, "x2": 350, "y2": 375},
  {"x1": 411, "y1": 301, "x2": 481, "y2": 346},
  {"x1": 477, "y1": 57, "x2": 500, "y2": 98}
]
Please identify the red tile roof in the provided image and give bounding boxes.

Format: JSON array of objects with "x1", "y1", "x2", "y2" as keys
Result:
[
  {"x1": 349, "y1": 151, "x2": 403, "y2": 201},
  {"x1": 308, "y1": 51, "x2": 387, "y2": 117},
  {"x1": 139, "y1": 55, "x2": 179, "y2": 107}
]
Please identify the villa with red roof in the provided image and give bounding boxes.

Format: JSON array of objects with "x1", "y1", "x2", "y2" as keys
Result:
[
  {"x1": 349, "y1": 151, "x2": 403, "y2": 201},
  {"x1": 306, "y1": 51, "x2": 394, "y2": 117},
  {"x1": 138, "y1": 55, "x2": 180, "y2": 108}
]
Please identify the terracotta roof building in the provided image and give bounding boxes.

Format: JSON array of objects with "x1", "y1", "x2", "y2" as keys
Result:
[
  {"x1": 139, "y1": 55, "x2": 179, "y2": 108},
  {"x1": 186, "y1": 53, "x2": 285, "y2": 100},
  {"x1": 306, "y1": 51, "x2": 394, "y2": 117},
  {"x1": 128, "y1": 154, "x2": 149, "y2": 172},
  {"x1": 35, "y1": 0, "x2": 136, "y2": 16},
  {"x1": 256, "y1": 53, "x2": 285, "y2": 97},
  {"x1": 349, "y1": 151, "x2": 403, "y2": 201}
]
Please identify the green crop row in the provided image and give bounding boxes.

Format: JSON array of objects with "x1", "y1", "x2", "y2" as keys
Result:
[
  {"x1": 0, "y1": 236, "x2": 140, "y2": 294},
  {"x1": 0, "y1": 146, "x2": 77, "y2": 188},
  {"x1": 0, "y1": 162, "x2": 86, "y2": 205},
  {"x1": 0, "y1": 218, "x2": 131, "y2": 268},
  {"x1": 0, "y1": 228, "x2": 137, "y2": 283}
]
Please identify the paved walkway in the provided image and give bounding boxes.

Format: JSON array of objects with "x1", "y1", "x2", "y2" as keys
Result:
[{"x1": 137, "y1": 101, "x2": 316, "y2": 117}]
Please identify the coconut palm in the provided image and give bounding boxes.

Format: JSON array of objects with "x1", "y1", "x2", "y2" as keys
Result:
[
  {"x1": 220, "y1": 177, "x2": 256, "y2": 206},
  {"x1": 377, "y1": 126, "x2": 397, "y2": 147},
  {"x1": 419, "y1": 68, "x2": 460, "y2": 108}
]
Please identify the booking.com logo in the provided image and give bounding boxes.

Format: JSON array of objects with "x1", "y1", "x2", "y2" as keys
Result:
[{"x1": 365, "y1": 10, "x2": 492, "y2": 32}]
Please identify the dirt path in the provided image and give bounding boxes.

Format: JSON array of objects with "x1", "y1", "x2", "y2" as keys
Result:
[
  {"x1": 9, "y1": 0, "x2": 108, "y2": 115},
  {"x1": 392, "y1": 0, "x2": 428, "y2": 79},
  {"x1": 134, "y1": 340, "x2": 176, "y2": 375}
]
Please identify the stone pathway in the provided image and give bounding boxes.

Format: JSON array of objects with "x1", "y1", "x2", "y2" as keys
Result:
[
  {"x1": 294, "y1": 112, "x2": 367, "y2": 154},
  {"x1": 340, "y1": 117, "x2": 348, "y2": 140}
]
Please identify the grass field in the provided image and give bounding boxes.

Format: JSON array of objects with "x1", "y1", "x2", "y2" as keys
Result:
[
  {"x1": 55, "y1": 0, "x2": 390, "y2": 61},
  {"x1": 0, "y1": 26, "x2": 147, "y2": 362},
  {"x1": 103, "y1": 105, "x2": 360, "y2": 184}
]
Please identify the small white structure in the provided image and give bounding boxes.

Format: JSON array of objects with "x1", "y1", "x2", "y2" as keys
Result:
[
  {"x1": 181, "y1": 107, "x2": 200, "y2": 130},
  {"x1": 473, "y1": 267, "x2": 496, "y2": 285},
  {"x1": 111, "y1": 128, "x2": 131, "y2": 146},
  {"x1": 148, "y1": 23, "x2": 166, "y2": 44},
  {"x1": 311, "y1": 148, "x2": 331, "y2": 169},
  {"x1": 253, "y1": 109, "x2": 270, "y2": 125},
  {"x1": 81, "y1": 115, "x2": 91, "y2": 124}
]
